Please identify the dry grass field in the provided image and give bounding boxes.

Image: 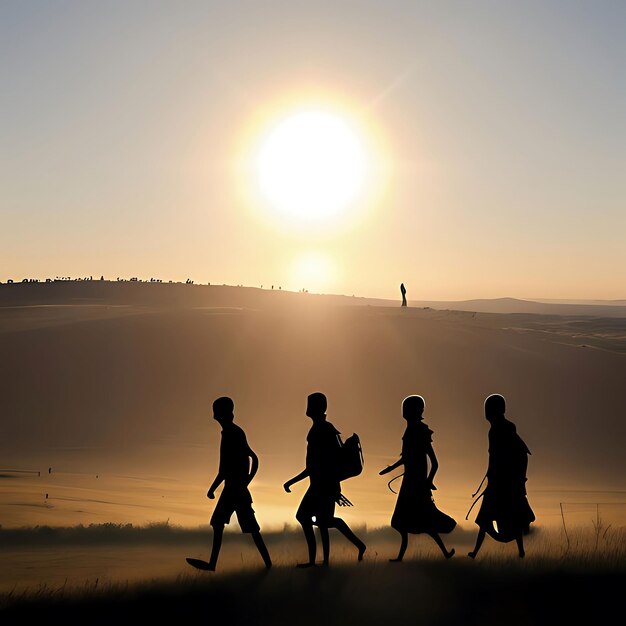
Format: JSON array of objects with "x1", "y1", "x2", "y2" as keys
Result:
[{"x1": 0, "y1": 523, "x2": 624, "y2": 626}]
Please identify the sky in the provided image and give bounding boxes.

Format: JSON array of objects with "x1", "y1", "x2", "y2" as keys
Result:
[{"x1": 1, "y1": 0, "x2": 625, "y2": 300}]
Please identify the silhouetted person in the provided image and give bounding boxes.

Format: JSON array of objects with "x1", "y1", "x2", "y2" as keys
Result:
[
  {"x1": 468, "y1": 394, "x2": 535, "y2": 559},
  {"x1": 400, "y1": 283, "x2": 407, "y2": 307},
  {"x1": 284, "y1": 392, "x2": 366, "y2": 567},
  {"x1": 204, "y1": 396, "x2": 272, "y2": 571},
  {"x1": 380, "y1": 395, "x2": 455, "y2": 561}
]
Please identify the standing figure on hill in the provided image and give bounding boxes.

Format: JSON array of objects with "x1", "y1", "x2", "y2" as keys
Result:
[
  {"x1": 284, "y1": 392, "x2": 366, "y2": 567},
  {"x1": 400, "y1": 283, "x2": 407, "y2": 307},
  {"x1": 467, "y1": 394, "x2": 535, "y2": 559},
  {"x1": 189, "y1": 396, "x2": 272, "y2": 571},
  {"x1": 380, "y1": 395, "x2": 456, "y2": 561}
]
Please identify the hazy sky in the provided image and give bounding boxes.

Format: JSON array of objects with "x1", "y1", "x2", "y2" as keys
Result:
[{"x1": 2, "y1": 1, "x2": 625, "y2": 300}]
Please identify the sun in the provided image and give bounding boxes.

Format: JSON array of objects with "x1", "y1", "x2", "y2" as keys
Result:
[{"x1": 255, "y1": 109, "x2": 368, "y2": 221}]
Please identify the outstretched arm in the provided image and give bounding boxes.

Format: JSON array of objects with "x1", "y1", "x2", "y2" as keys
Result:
[
  {"x1": 379, "y1": 458, "x2": 403, "y2": 475},
  {"x1": 426, "y1": 443, "x2": 438, "y2": 490},
  {"x1": 207, "y1": 473, "x2": 224, "y2": 499},
  {"x1": 284, "y1": 469, "x2": 309, "y2": 492}
]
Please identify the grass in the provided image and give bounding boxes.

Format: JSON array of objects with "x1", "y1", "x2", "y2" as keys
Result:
[{"x1": 0, "y1": 525, "x2": 624, "y2": 626}]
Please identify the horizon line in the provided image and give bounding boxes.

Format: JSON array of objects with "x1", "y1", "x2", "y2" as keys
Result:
[{"x1": 0, "y1": 277, "x2": 624, "y2": 305}]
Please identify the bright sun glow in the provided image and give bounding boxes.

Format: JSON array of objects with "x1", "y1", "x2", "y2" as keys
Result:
[
  {"x1": 256, "y1": 110, "x2": 367, "y2": 220},
  {"x1": 292, "y1": 252, "x2": 336, "y2": 293}
]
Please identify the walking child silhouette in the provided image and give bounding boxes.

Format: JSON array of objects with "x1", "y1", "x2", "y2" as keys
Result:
[
  {"x1": 284, "y1": 392, "x2": 366, "y2": 567},
  {"x1": 380, "y1": 395, "x2": 456, "y2": 561},
  {"x1": 187, "y1": 396, "x2": 272, "y2": 571},
  {"x1": 467, "y1": 394, "x2": 535, "y2": 559}
]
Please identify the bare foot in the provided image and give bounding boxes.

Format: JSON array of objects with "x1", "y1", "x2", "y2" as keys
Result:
[
  {"x1": 186, "y1": 558, "x2": 216, "y2": 571},
  {"x1": 518, "y1": 551, "x2": 525, "y2": 559}
]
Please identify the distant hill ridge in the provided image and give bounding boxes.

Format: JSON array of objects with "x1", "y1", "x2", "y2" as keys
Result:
[
  {"x1": 409, "y1": 296, "x2": 626, "y2": 317},
  {"x1": 0, "y1": 281, "x2": 624, "y2": 317}
]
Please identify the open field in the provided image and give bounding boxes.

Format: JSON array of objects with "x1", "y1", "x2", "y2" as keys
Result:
[
  {"x1": 1, "y1": 282, "x2": 624, "y2": 623},
  {"x1": 0, "y1": 524, "x2": 624, "y2": 626},
  {"x1": 1, "y1": 281, "x2": 625, "y2": 531}
]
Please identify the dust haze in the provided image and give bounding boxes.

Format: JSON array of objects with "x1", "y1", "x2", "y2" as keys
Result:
[{"x1": 1, "y1": 282, "x2": 625, "y2": 530}]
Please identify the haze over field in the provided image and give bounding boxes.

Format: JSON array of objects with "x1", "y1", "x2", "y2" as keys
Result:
[{"x1": 1, "y1": 282, "x2": 624, "y2": 531}]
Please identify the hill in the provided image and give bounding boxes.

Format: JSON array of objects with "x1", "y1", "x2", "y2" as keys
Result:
[{"x1": 2, "y1": 281, "x2": 625, "y2": 316}]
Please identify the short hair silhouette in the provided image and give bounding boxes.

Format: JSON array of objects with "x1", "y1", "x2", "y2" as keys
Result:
[
  {"x1": 213, "y1": 396, "x2": 234, "y2": 419},
  {"x1": 402, "y1": 395, "x2": 425, "y2": 416},
  {"x1": 485, "y1": 393, "x2": 506, "y2": 417},
  {"x1": 306, "y1": 392, "x2": 327, "y2": 416}
]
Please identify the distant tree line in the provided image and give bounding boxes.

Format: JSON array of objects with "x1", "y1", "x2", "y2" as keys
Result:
[
  {"x1": 0, "y1": 277, "x2": 302, "y2": 291},
  {"x1": 0, "y1": 276, "x2": 199, "y2": 285},
  {"x1": 0, "y1": 277, "x2": 296, "y2": 290}
]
